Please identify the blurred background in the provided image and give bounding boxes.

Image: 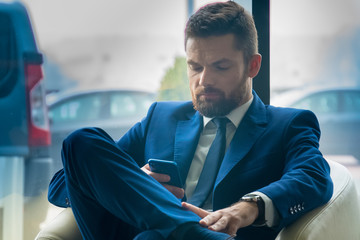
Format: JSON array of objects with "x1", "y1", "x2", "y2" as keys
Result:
[
  {"x1": 29, "y1": 0, "x2": 360, "y2": 178},
  {"x1": 1, "y1": 0, "x2": 360, "y2": 239},
  {"x1": 22, "y1": 0, "x2": 360, "y2": 94}
]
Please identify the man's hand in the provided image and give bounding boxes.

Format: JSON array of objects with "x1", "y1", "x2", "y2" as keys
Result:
[
  {"x1": 141, "y1": 164, "x2": 185, "y2": 199},
  {"x1": 182, "y1": 201, "x2": 259, "y2": 237}
]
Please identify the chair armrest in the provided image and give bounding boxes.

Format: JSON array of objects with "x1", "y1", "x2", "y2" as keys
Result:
[
  {"x1": 276, "y1": 160, "x2": 360, "y2": 240},
  {"x1": 35, "y1": 207, "x2": 82, "y2": 240}
]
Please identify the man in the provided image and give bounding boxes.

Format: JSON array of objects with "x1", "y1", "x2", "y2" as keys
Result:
[{"x1": 48, "y1": 1, "x2": 333, "y2": 239}]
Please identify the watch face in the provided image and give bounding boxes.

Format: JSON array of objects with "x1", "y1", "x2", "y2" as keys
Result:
[{"x1": 242, "y1": 195, "x2": 260, "y2": 202}]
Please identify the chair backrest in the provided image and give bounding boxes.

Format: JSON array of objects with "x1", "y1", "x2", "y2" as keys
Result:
[{"x1": 276, "y1": 160, "x2": 360, "y2": 240}]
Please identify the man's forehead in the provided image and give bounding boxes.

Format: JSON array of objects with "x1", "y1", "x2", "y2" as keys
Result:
[
  {"x1": 185, "y1": 35, "x2": 244, "y2": 63},
  {"x1": 186, "y1": 34, "x2": 237, "y2": 48}
]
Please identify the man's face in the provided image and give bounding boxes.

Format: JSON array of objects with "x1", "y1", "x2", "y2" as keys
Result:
[{"x1": 186, "y1": 34, "x2": 253, "y2": 117}]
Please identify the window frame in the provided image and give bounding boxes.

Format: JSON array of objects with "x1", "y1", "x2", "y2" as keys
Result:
[{"x1": 252, "y1": 0, "x2": 270, "y2": 105}]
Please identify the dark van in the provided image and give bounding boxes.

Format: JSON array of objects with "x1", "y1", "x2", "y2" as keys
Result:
[{"x1": 0, "y1": 2, "x2": 52, "y2": 240}]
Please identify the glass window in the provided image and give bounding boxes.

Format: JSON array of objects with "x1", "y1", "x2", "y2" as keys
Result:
[
  {"x1": 271, "y1": 0, "x2": 360, "y2": 196},
  {"x1": 292, "y1": 92, "x2": 339, "y2": 114},
  {"x1": 3, "y1": 1, "x2": 360, "y2": 239},
  {"x1": 110, "y1": 94, "x2": 137, "y2": 118},
  {"x1": 342, "y1": 90, "x2": 360, "y2": 113},
  {"x1": 109, "y1": 92, "x2": 153, "y2": 119},
  {"x1": 49, "y1": 94, "x2": 103, "y2": 124}
]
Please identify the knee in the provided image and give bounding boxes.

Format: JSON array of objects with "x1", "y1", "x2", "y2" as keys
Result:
[
  {"x1": 63, "y1": 127, "x2": 112, "y2": 148},
  {"x1": 63, "y1": 128, "x2": 96, "y2": 150},
  {"x1": 61, "y1": 127, "x2": 110, "y2": 166}
]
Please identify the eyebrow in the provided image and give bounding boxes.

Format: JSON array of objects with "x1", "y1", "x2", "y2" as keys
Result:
[
  {"x1": 213, "y1": 59, "x2": 232, "y2": 65},
  {"x1": 187, "y1": 58, "x2": 233, "y2": 65},
  {"x1": 186, "y1": 60, "x2": 198, "y2": 65}
]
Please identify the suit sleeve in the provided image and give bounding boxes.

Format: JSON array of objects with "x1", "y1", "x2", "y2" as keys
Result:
[
  {"x1": 258, "y1": 109, "x2": 333, "y2": 229},
  {"x1": 48, "y1": 168, "x2": 69, "y2": 208}
]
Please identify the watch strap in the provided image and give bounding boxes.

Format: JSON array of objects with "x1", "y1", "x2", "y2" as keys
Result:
[{"x1": 240, "y1": 194, "x2": 266, "y2": 226}]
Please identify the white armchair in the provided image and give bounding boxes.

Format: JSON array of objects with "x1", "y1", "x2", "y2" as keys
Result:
[
  {"x1": 276, "y1": 160, "x2": 360, "y2": 239},
  {"x1": 35, "y1": 207, "x2": 81, "y2": 240},
  {"x1": 36, "y1": 160, "x2": 360, "y2": 240}
]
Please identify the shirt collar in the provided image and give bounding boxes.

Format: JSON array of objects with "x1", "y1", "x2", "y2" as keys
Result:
[{"x1": 203, "y1": 96, "x2": 253, "y2": 128}]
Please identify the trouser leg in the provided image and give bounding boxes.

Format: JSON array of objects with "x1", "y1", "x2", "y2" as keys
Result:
[{"x1": 62, "y1": 127, "x2": 200, "y2": 240}]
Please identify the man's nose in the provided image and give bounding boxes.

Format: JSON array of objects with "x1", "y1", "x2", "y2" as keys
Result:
[{"x1": 199, "y1": 68, "x2": 215, "y2": 86}]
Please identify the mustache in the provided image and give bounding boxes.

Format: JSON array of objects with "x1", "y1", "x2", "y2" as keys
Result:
[{"x1": 195, "y1": 87, "x2": 224, "y2": 95}]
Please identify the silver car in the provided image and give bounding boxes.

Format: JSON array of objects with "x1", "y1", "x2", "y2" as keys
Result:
[
  {"x1": 272, "y1": 87, "x2": 360, "y2": 160},
  {"x1": 47, "y1": 88, "x2": 155, "y2": 173}
]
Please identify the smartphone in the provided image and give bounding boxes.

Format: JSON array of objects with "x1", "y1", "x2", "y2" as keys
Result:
[{"x1": 148, "y1": 159, "x2": 184, "y2": 188}]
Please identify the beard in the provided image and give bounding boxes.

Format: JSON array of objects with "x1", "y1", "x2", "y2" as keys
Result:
[{"x1": 193, "y1": 87, "x2": 241, "y2": 118}]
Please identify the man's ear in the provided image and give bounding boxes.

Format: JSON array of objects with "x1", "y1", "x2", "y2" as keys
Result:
[{"x1": 247, "y1": 54, "x2": 262, "y2": 78}]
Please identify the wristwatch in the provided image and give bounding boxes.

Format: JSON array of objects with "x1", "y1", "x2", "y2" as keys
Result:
[{"x1": 240, "y1": 194, "x2": 266, "y2": 226}]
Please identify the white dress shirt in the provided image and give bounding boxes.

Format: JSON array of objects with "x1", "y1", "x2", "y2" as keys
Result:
[{"x1": 184, "y1": 96, "x2": 279, "y2": 227}]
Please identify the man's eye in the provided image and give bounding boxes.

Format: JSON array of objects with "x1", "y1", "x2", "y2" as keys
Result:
[
  {"x1": 216, "y1": 65, "x2": 230, "y2": 71},
  {"x1": 189, "y1": 65, "x2": 203, "y2": 72}
]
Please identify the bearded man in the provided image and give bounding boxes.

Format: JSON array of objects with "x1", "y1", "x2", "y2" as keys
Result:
[{"x1": 47, "y1": 2, "x2": 333, "y2": 240}]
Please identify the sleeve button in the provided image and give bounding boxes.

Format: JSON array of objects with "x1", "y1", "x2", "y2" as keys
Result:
[
  {"x1": 290, "y1": 207, "x2": 294, "y2": 214},
  {"x1": 294, "y1": 206, "x2": 298, "y2": 213},
  {"x1": 65, "y1": 197, "x2": 70, "y2": 206},
  {"x1": 297, "y1": 204, "x2": 302, "y2": 211}
]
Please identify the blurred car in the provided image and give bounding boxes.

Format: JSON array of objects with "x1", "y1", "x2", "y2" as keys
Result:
[
  {"x1": 47, "y1": 88, "x2": 156, "y2": 173},
  {"x1": 271, "y1": 87, "x2": 360, "y2": 160},
  {"x1": 0, "y1": 2, "x2": 52, "y2": 239}
]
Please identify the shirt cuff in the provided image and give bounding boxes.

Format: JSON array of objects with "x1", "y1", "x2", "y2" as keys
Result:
[{"x1": 252, "y1": 191, "x2": 280, "y2": 227}]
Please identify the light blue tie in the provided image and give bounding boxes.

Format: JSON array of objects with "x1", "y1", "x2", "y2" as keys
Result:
[{"x1": 188, "y1": 117, "x2": 228, "y2": 207}]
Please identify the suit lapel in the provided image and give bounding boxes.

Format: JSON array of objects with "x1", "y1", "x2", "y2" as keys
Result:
[
  {"x1": 215, "y1": 93, "x2": 268, "y2": 186},
  {"x1": 174, "y1": 111, "x2": 203, "y2": 183}
]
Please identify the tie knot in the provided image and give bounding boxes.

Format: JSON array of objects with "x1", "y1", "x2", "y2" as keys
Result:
[{"x1": 212, "y1": 117, "x2": 229, "y2": 130}]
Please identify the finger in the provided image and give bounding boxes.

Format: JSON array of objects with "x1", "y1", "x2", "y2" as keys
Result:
[
  {"x1": 141, "y1": 164, "x2": 151, "y2": 174},
  {"x1": 143, "y1": 164, "x2": 151, "y2": 171},
  {"x1": 182, "y1": 202, "x2": 209, "y2": 219},
  {"x1": 162, "y1": 184, "x2": 184, "y2": 199},
  {"x1": 208, "y1": 216, "x2": 228, "y2": 232},
  {"x1": 200, "y1": 211, "x2": 222, "y2": 228},
  {"x1": 225, "y1": 224, "x2": 238, "y2": 237},
  {"x1": 141, "y1": 164, "x2": 171, "y2": 182},
  {"x1": 151, "y1": 172, "x2": 171, "y2": 183}
]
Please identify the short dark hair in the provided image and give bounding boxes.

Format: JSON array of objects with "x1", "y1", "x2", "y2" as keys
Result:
[{"x1": 185, "y1": 1, "x2": 258, "y2": 64}]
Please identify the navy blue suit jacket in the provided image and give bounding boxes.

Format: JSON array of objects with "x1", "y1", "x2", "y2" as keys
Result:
[{"x1": 49, "y1": 92, "x2": 333, "y2": 237}]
